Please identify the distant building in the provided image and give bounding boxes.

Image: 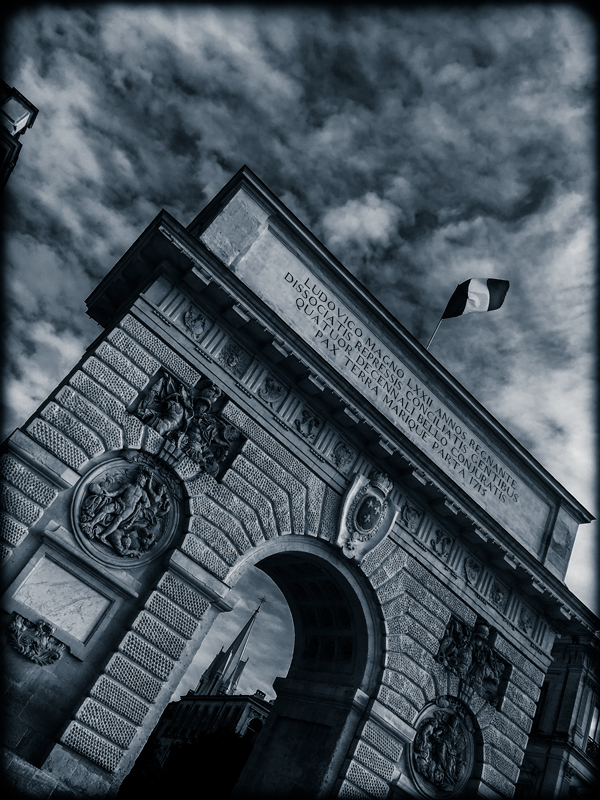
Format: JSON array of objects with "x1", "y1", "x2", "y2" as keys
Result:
[
  {"x1": 0, "y1": 80, "x2": 38, "y2": 191},
  {"x1": 150, "y1": 604, "x2": 272, "y2": 766}
]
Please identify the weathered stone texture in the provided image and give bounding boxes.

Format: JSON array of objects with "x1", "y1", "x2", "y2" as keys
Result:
[
  {"x1": 232, "y1": 457, "x2": 292, "y2": 535},
  {"x1": 189, "y1": 517, "x2": 240, "y2": 564},
  {"x1": 384, "y1": 653, "x2": 436, "y2": 699},
  {"x1": 69, "y1": 371, "x2": 127, "y2": 423},
  {"x1": 55, "y1": 387, "x2": 123, "y2": 451},
  {"x1": 27, "y1": 418, "x2": 88, "y2": 470},
  {"x1": 120, "y1": 315, "x2": 200, "y2": 385},
  {"x1": 377, "y1": 684, "x2": 419, "y2": 725},
  {"x1": 105, "y1": 654, "x2": 162, "y2": 703},
  {"x1": 383, "y1": 668, "x2": 425, "y2": 709},
  {"x1": 354, "y1": 741, "x2": 395, "y2": 781},
  {"x1": 480, "y1": 762, "x2": 516, "y2": 798},
  {"x1": 202, "y1": 481, "x2": 265, "y2": 546},
  {"x1": 190, "y1": 495, "x2": 252, "y2": 554},
  {"x1": 0, "y1": 513, "x2": 29, "y2": 547},
  {"x1": 509, "y1": 667, "x2": 541, "y2": 703},
  {"x1": 482, "y1": 726, "x2": 525, "y2": 769},
  {"x1": 338, "y1": 780, "x2": 371, "y2": 800},
  {"x1": 223, "y1": 469, "x2": 278, "y2": 539},
  {"x1": 360, "y1": 537, "x2": 397, "y2": 577},
  {"x1": 361, "y1": 720, "x2": 403, "y2": 762},
  {"x1": 379, "y1": 548, "x2": 408, "y2": 578},
  {"x1": 180, "y1": 532, "x2": 229, "y2": 579},
  {"x1": 405, "y1": 555, "x2": 476, "y2": 624},
  {"x1": 61, "y1": 722, "x2": 124, "y2": 772},
  {"x1": 492, "y1": 710, "x2": 529, "y2": 751},
  {"x1": 123, "y1": 415, "x2": 144, "y2": 449},
  {"x1": 82, "y1": 357, "x2": 138, "y2": 405},
  {"x1": 90, "y1": 676, "x2": 150, "y2": 726},
  {"x1": 146, "y1": 592, "x2": 199, "y2": 639},
  {"x1": 107, "y1": 328, "x2": 160, "y2": 375},
  {"x1": 386, "y1": 618, "x2": 440, "y2": 655},
  {"x1": 76, "y1": 698, "x2": 137, "y2": 749},
  {"x1": 505, "y1": 682, "x2": 537, "y2": 718},
  {"x1": 132, "y1": 612, "x2": 187, "y2": 660},
  {"x1": 345, "y1": 761, "x2": 390, "y2": 799},
  {"x1": 493, "y1": 636, "x2": 544, "y2": 686},
  {"x1": 318, "y1": 485, "x2": 341, "y2": 541},
  {"x1": 0, "y1": 454, "x2": 58, "y2": 506},
  {"x1": 0, "y1": 482, "x2": 43, "y2": 526},
  {"x1": 498, "y1": 695, "x2": 533, "y2": 733},
  {"x1": 157, "y1": 572, "x2": 210, "y2": 619},
  {"x1": 41, "y1": 403, "x2": 104, "y2": 458},
  {"x1": 119, "y1": 632, "x2": 174, "y2": 681}
]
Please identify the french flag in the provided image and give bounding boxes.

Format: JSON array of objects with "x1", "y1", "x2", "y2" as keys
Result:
[{"x1": 442, "y1": 278, "x2": 510, "y2": 319}]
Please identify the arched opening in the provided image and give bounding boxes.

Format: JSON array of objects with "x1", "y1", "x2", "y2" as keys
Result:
[{"x1": 228, "y1": 537, "x2": 382, "y2": 800}]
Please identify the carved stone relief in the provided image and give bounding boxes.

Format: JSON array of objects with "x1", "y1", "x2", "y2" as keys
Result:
[
  {"x1": 72, "y1": 456, "x2": 179, "y2": 566},
  {"x1": 489, "y1": 580, "x2": 509, "y2": 612},
  {"x1": 183, "y1": 305, "x2": 207, "y2": 342},
  {"x1": 135, "y1": 372, "x2": 241, "y2": 474},
  {"x1": 331, "y1": 442, "x2": 355, "y2": 473},
  {"x1": 294, "y1": 409, "x2": 322, "y2": 443},
  {"x1": 436, "y1": 618, "x2": 507, "y2": 706},
  {"x1": 463, "y1": 557, "x2": 481, "y2": 586},
  {"x1": 218, "y1": 341, "x2": 251, "y2": 378},
  {"x1": 410, "y1": 698, "x2": 475, "y2": 797},
  {"x1": 258, "y1": 376, "x2": 287, "y2": 408},
  {"x1": 7, "y1": 613, "x2": 66, "y2": 665},
  {"x1": 399, "y1": 501, "x2": 422, "y2": 533},
  {"x1": 518, "y1": 607, "x2": 534, "y2": 634},
  {"x1": 336, "y1": 472, "x2": 399, "y2": 562},
  {"x1": 430, "y1": 530, "x2": 452, "y2": 560}
]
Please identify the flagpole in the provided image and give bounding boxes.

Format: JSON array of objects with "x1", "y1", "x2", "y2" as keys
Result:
[{"x1": 425, "y1": 315, "x2": 444, "y2": 351}]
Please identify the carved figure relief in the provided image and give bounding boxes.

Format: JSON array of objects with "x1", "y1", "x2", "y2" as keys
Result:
[
  {"x1": 294, "y1": 409, "x2": 322, "y2": 443},
  {"x1": 518, "y1": 607, "x2": 534, "y2": 634},
  {"x1": 336, "y1": 472, "x2": 399, "y2": 562},
  {"x1": 436, "y1": 618, "x2": 506, "y2": 706},
  {"x1": 258, "y1": 376, "x2": 287, "y2": 408},
  {"x1": 183, "y1": 305, "x2": 207, "y2": 342},
  {"x1": 431, "y1": 530, "x2": 452, "y2": 559},
  {"x1": 73, "y1": 457, "x2": 179, "y2": 566},
  {"x1": 135, "y1": 373, "x2": 240, "y2": 474},
  {"x1": 331, "y1": 442, "x2": 355, "y2": 472},
  {"x1": 463, "y1": 557, "x2": 481, "y2": 586},
  {"x1": 489, "y1": 581, "x2": 508, "y2": 612},
  {"x1": 410, "y1": 699, "x2": 474, "y2": 797},
  {"x1": 218, "y1": 341, "x2": 251, "y2": 378},
  {"x1": 7, "y1": 614, "x2": 66, "y2": 665},
  {"x1": 399, "y1": 501, "x2": 422, "y2": 533}
]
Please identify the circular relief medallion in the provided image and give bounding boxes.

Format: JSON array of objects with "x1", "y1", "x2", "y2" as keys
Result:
[
  {"x1": 409, "y1": 703, "x2": 475, "y2": 798},
  {"x1": 72, "y1": 459, "x2": 179, "y2": 568}
]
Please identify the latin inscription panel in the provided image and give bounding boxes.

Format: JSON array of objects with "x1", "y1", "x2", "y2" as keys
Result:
[{"x1": 202, "y1": 217, "x2": 551, "y2": 554}]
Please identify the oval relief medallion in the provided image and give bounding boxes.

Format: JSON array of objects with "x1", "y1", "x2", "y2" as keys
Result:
[{"x1": 72, "y1": 458, "x2": 179, "y2": 567}]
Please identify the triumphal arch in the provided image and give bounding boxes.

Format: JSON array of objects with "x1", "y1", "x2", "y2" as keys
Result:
[{"x1": 1, "y1": 167, "x2": 597, "y2": 798}]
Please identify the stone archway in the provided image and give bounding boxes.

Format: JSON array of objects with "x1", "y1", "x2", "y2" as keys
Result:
[{"x1": 224, "y1": 537, "x2": 383, "y2": 799}]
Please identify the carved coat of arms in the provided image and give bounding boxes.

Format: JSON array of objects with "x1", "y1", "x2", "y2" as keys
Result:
[{"x1": 335, "y1": 472, "x2": 399, "y2": 562}]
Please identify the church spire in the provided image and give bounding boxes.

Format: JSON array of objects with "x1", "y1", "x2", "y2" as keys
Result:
[{"x1": 194, "y1": 600, "x2": 265, "y2": 696}]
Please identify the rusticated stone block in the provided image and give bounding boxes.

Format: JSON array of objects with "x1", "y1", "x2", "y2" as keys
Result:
[
  {"x1": 0, "y1": 512, "x2": 28, "y2": 547},
  {"x1": 41, "y1": 403, "x2": 104, "y2": 458},
  {"x1": 405, "y1": 555, "x2": 475, "y2": 624},
  {"x1": 498, "y1": 695, "x2": 533, "y2": 733},
  {"x1": 146, "y1": 592, "x2": 198, "y2": 639},
  {"x1": 380, "y1": 548, "x2": 408, "y2": 578},
  {"x1": 361, "y1": 720, "x2": 403, "y2": 762},
  {"x1": 180, "y1": 532, "x2": 229, "y2": 579},
  {"x1": 384, "y1": 653, "x2": 435, "y2": 699},
  {"x1": 190, "y1": 495, "x2": 251, "y2": 554},
  {"x1": 354, "y1": 741, "x2": 395, "y2": 781},
  {"x1": 223, "y1": 468, "x2": 277, "y2": 539},
  {"x1": 386, "y1": 617, "x2": 439, "y2": 655},
  {"x1": 505, "y1": 682, "x2": 537, "y2": 718},
  {"x1": 345, "y1": 761, "x2": 390, "y2": 799},
  {"x1": 203, "y1": 481, "x2": 265, "y2": 546},
  {"x1": 105, "y1": 654, "x2": 162, "y2": 703},
  {"x1": 396, "y1": 637, "x2": 436, "y2": 671},
  {"x1": 318, "y1": 485, "x2": 341, "y2": 541},
  {"x1": 82, "y1": 357, "x2": 138, "y2": 405},
  {"x1": 492, "y1": 710, "x2": 529, "y2": 751},
  {"x1": 183, "y1": 473, "x2": 215, "y2": 498},
  {"x1": 142, "y1": 426, "x2": 163, "y2": 455},
  {"x1": 0, "y1": 543, "x2": 12, "y2": 562},
  {"x1": 361, "y1": 537, "x2": 397, "y2": 577},
  {"x1": 157, "y1": 572, "x2": 210, "y2": 619},
  {"x1": 400, "y1": 572, "x2": 452, "y2": 625},
  {"x1": 383, "y1": 668, "x2": 425, "y2": 710},
  {"x1": 189, "y1": 516, "x2": 239, "y2": 565},
  {"x1": 27, "y1": 418, "x2": 88, "y2": 470},
  {"x1": 0, "y1": 455, "x2": 57, "y2": 506},
  {"x1": 61, "y1": 722, "x2": 124, "y2": 772},
  {"x1": 480, "y1": 762, "x2": 516, "y2": 798},
  {"x1": 376, "y1": 574, "x2": 405, "y2": 604},
  {"x1": 107, "y1": 328, "x2": 160, "y2": 375},
  {"x1": 370, "y1": 566, "x2": 391, "y2": 590},
  {"x1": 377, "y1": 684, "x2": 419, "y2": 726},
  {"x1": 55, "y1": 387, "x2": 123, "y2": 451},
  {"x1": 69, "y1": 371, "x2": 127, "y2": 423},
  {"x1": 119, "y1": 315, "x2": 200, "y2": 385},
  {"x1": 123, "y1": 415, "x2": 144, "y2": 449},
  {"x1": 494, "y1": 636, "x2": 544, "y2": 686},
  {"x1": 509, "y1": 667, "x2": 541, "y2": 703},
  {"x1": 482, "y1": 725, "x2": 525, "y2": 768},
  {"x1": 132, "y1": 612, "x2": 187, "y2": 660},
  {"x1": 119, "y1": 632, "x2": 174, "y2": 681},
  {"x1": 0, "y1": 482, "x2": 43, "y2": 526},
  {"x1": 233, "y1": 456, "x2": 292, "y2": 535},
  {"x1": 338, "y1": 779, "x2": 370, "y2": 800},
  {"x1": 90, "y1": 676, "x2": 149, "y2": 726},
  {"x1": 76, "y1": 698, "x2": 137, "y2": 749}
]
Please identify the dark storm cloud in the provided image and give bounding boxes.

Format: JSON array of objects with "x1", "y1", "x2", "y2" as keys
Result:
[{"x1": 2, "y1": 4, "x2": 596, "y2": 622}]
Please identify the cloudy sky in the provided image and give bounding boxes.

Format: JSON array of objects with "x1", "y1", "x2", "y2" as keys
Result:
[{"x1": 2, "y1": 5, "x2": 596, "y2": 695}]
